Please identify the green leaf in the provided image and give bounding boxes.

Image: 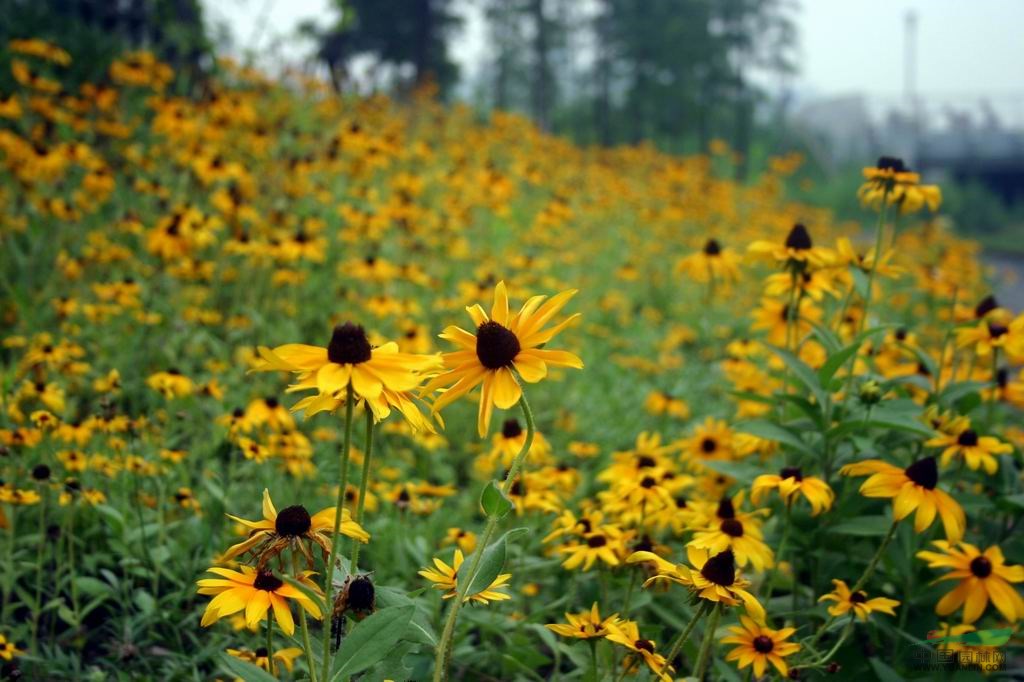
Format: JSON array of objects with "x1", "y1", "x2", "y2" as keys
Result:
[
  {"x1": 831, "y1": 516, "x2": 892, "y2": 536},
  {"x1": 737, "y1": 420, "x2": 814, "y2": 458},
  {"x1": 330, "y1": 604, "x2": 416, "y2": 679},
  {"x1": 868, "y1": 657, "x2": 903, "y2": 682},
  {"x1": 480, "y1": 480, "x2": 512, "y2": 518},
  {"x1": 220, "y1": 653, "x2": 279, "y2": 682},
  {"x1": 699, "y1": 459, "x2": 766, "y2": 485},
  {"x1": 817, "y1": 326, "x2": 890, "y2": 387},
  {"x1": 764, "y1": 344, "x2": 824, "y2": 404},
  {"x1": 465, "y1": 528, "x2": 529, "y2": 598}
]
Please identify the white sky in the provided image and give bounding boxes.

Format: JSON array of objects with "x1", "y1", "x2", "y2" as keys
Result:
[{"x1": 202, "y1": 0, "x2": 1024, "y2": 99}]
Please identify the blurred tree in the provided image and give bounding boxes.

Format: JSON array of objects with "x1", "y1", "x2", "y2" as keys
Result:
[
  {"x1": 0, "y1": 0, "x2": 211, "y2": 90},
  {"x1": 306, "y1": 0, "x2": 461, "y2": 97}
]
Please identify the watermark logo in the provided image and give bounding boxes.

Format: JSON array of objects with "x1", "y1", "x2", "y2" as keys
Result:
[{"x1": 907, "y1": 628, "x2": 1011, "y2": 673}]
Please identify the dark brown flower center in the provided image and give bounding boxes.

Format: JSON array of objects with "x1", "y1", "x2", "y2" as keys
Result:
[
  {"x1": 957, "y1": 430, "x2": 979, "y2": 447},
  {"x1": 253, "y1": 571, "x2": 284, "y2": 591},
  {"x1": 849, "y1": 591, "x2": 868, "y2": 604},
  {"x1": 876, "y1": 156, "x2": 907, "y2": 172},
  {"x1": 904, "y1": 456, "x2": 938, "y2": 490},
  {"x1": 720, "y1": 518, "x2": 744, "y2": 537},
  {"x1": 587, "y1": 534, "x2": 607, "y2": 548},
  {"x1": 780, "y1": 466, "x2": 803, "y2": 481},
  {"x1": 275, "y1": 505, "x2": 312, "y2": 536},
  {"x1": 975, "y1": 295, "x2": 998, "y2": 318},
  {"x1": 701, "y1": 437, "x2": 717, "y2": 454},
  {"x1": 475, "y1": 320, "x2": 521, "y2": 369},
  {"x1": 637, "y1": 455, "x2": 657, "y2": 468},
  {"x1": 703, "y1": 238, "x2": 722, "y2": 256},
  {"x1": 634, "y1": 639, "x2": 655, "y2": 653},
  {"x1": 640, "y1": 476, "x2": 657, "y2": 489},
  {"x1": 700, "y1": 549, "x2": 735, "y2": 586},
  {"x1": 327, "y1": 322, "x2": 372, "y2": 364},
  {"x1": 988, "y1": 322, "x2": 1008, "y2": 339},
  {"x1": 970, "y1": 556, "x2": 992, "y2": 578},
  {"x1": 255, "y1": 647, "x2": 269, "y2": 657},
  {"x1": 785, "y1": 223, "x2": 812, "y2": 250},
  {"x1": 717, "y1": 497, "x2": 735, "y2": 519},
  {"x1": 753, "y1": 635, "x2": 774, "y2": 653},
  {"x1": 502, "y1": 419, "x2": 523, "y2": 438}
]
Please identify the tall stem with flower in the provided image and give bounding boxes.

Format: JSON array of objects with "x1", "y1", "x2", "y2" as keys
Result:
[
  {"x1": 321, "y1": 387, "x2": 354, "y2": 681},
  {"x1": 434, "y1": 385, "x2": 535, "y2": 681}
]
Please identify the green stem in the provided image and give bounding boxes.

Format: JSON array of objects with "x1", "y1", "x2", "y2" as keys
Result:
[
  {"x1": 31, "y1": 489, "x2": 47, "y2": 652},
  {"x1": 987, "y1": 348, "x2": 999, "y2": 427},
  {"x1": 858, "y1": 198, "x2": 890, "y2": 335},
  {"x1": 663, "y1": 600, "x2": 710, "y2": 671},
  {"x1": 433, "y1": 386, "x2": 535, "y2": 682},
  {"x1": 762, "y1": 501, "x2": 792, "y2": 602},
  {"x1": 266, "y1": 607, "x2": 275, "y2": 677},
  {"x1": 293, "y1": 551, "x2": 317, "y2": 682},
  {"x1": 350, "y1": 410, "x2": 375, "y2": 572},
  {"x1": 809, "y1": 520, "x2": 897, "y2": 650},
  {"x1": 321, "y1": 387, "x2": 355, "y2": 682},
  {"x1": 692, "y1": 602, "x2": 721, "y2": 679}
]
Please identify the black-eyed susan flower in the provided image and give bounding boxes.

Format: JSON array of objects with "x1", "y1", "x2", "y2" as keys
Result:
[
  {"x1": 675, "y1": 238, "x2": 741, "y2": 284},
  {"x1": 197, "y1": 566, "x2": 322, "y2": 635},
  {"x1": 916, "y1": 541, "x2": 1024, "y2": 623},
  {"x1": 226, "y1": 646, "x2": 303, "y2": 673},
  {"x1": 419, "y1": 549, "x2": 511, "y2": 604},
  {"x1": 252, "y1": 322, "x2": 439, "y2": 429},
  {"x1": 751, "y1": 467, "x2": 834, "y2": 515},
  {"x1": 748, "y1": 223, "x2": 833, "y2": 269},
  {"x1": 688, "y1": 497, "x2": 774, "y2": 571},
  {"x1": 604, "y1": 620, "x2": 672, "y2": 682},
  {"x1": 424, "y1": 281, "x2": 582, "y2": 436},
  {"x1": 840, "y1": 456, "x2": 965, "y2": 542},
  {"x1": 722, "y1": 615, "x2": 800, "y2": 678},
  {"x1": 926, "y1": 423, "x2": 1011, "y2": 475},
  {"x1": 545, "y1": 602, "x2": 622, "y2": 639},
  {"x1": 222, "y1": 488, "x2": 368, "y2": 567},
  {"x1": 0, "y1": 633, "x2": 23, "y2": 661},
  {"x1": 818, "y1": 579, "x2": 900, "y2": 620},
  {"x1": 442, "y1": 527, "x2": 477, "y2": 554},
  {"x1": 558, "y1": 526, "x2": 627, "y2": 571},
  {"x1": 146, "y1": 369, "x2": 193, "y2": 399},
  {"x1": 858, "y1": 156, "x2": 941, "y2": 214},
  {"x1": 627, "y1": 548, "x2": 766, "y2": 623}
]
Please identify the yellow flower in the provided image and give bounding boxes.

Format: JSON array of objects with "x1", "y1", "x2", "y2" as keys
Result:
[
  {"x1": 751, "y1": 467, "x2": 834, "y2": 515},
  {"x1": 722, "y1": 615, "x2": 800, "y2": 678},
  {"x1": 442, "y1": 527, "x2": 478, "y2": 554},
  {"x1": 146, "y1": 369, "x2": 194, "y2": 399},
  {"x1": 252, "y1": 322, "x2": 440, "y2": 430},
  {"x1": 0, "y1": 632, "x2": 23, "y2": 661},
  {"x1": 627, "y1": 548, "x2": 766, "y2": 623},
  {"x1": 818, "y1": 579, "x2": 900, "y2": 620},
  {"x1": 917, "y1": 541, "x2": 1024, "y2": 623},
  {"x1": 546, "y1": 602, "x2": 622, "y2": 639},
  {"x1": 196, "y1": 565, "x2": 322, "y2": 636},
  {"x1": 558, "y1": 527, "x2": 627, "y2": 571},
  {"x1": 688, "y1": 497, "x2": 774, "y2": 571},
  {"x1": 418, "y1": 549, "x2": 512, "y2": 604},
  {"x1": 840, "y1": 456, "x2": 965, "y2": 542},
  {"x1": 604, "y1": 620, "x2": 672, "y2": 682},
  {"x1": 926, "y1": 423, "x2": 1011, "y2": 475},
  {"x1": 222, "y1": 488, "x2": 368, "y2": 567},
  {"x1": 226, "y1": 646, "x2": 303, "y2": 673},
  {"x1": 424, "y1": 281, "x2": 582, "y2": 436},
  {"x1": 748, "y1": 223, "x2": 833, "y2": 269}
]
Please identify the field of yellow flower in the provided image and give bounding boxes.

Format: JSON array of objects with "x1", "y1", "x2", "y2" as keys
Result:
[{"x1": 1, "y1": 41, "x2": 1023, "y2": 681}]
